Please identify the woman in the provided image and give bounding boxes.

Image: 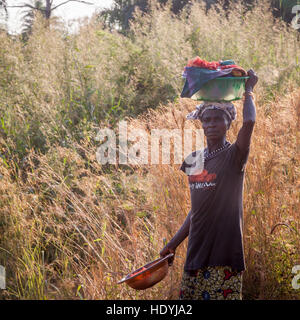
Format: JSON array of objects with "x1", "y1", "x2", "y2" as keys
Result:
[{"x1": 160, "y1": 69, "x2": 258, "y2": 300}]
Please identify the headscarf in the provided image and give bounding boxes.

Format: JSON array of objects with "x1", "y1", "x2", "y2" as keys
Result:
[{"x1": 186, "y1": 101, "x2": 237, "y2": 123}]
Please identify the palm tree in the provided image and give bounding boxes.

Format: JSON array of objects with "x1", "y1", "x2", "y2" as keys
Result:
[
  {"x1": 21, "y1": 0, "x2": 45, "y2": 37},
  {"x1": 6, "y1": 0, "x2": 93, "y2": 29},
  {"x1": 0, "y1": 0, "x2": 7, "y2": 12}
]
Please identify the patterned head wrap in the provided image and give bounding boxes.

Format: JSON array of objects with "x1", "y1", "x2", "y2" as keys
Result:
[{"x1": 186, "y1": 101, "x2": 237, "y2": 123}]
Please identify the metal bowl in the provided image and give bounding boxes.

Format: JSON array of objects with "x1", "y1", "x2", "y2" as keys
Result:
[{"x1": 117, "y1": 253, "x2": 174, "y2": 290}]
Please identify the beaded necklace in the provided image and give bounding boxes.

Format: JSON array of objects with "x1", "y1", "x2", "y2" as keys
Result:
[
  {"x1": 204, "y1": 141, "x2": 231, "y2": 162},
  {"x1": 185, "y1": 141, "x2": 231, "y2": 175}
]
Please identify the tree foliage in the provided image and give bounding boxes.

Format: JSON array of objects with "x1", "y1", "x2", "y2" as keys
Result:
[
  {"x1": 99, "y1": 0, "x2": 300, "y2": 33},
  {"x1": 99, "y1": 0, "x2": 192, "y2": 32},
  {"x1": 271, "y1": 0, "x2": 300, "y2": 24}
]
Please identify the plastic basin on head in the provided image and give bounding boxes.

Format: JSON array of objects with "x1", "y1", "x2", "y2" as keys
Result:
[{"x1": 192, "y1": 76, "x2": 249, "y2": 102}]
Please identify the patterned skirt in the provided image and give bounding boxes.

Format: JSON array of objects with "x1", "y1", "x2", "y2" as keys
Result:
[{"x1": 179, "y1": 266, "x2": 243, "y2": 300}]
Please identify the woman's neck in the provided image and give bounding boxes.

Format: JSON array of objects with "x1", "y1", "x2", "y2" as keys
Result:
[{"x1": 206, "y1": 137, "x2": 227, "y2": 153}]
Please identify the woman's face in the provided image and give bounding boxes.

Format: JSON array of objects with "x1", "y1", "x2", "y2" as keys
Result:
[{"x1": 200, "y1": 109, "x2": 230, "y2": 140}]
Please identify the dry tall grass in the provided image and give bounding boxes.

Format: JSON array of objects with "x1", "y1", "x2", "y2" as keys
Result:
[{"x1": 0, "y1": 0, "x2": 299, "y2": 299}]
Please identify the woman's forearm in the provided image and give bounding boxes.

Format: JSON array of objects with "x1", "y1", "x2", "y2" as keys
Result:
[
  {"x1": 243, "y1": 69, "x2": 258, "y2": 124},
  {"x1": 168, "y1": 210, "x2": 192, "y2": 249},
  {"x1": 243, "y1": 93, "x2": 256, "y2": 123},
  {"x1": 236, "y1": 92, "x2": 256, "y2": 153}
]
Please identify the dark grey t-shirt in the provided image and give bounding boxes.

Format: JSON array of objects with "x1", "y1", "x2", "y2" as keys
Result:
[{"x1": 180, "y1": 142, "x2": 249, "y2": 272}]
